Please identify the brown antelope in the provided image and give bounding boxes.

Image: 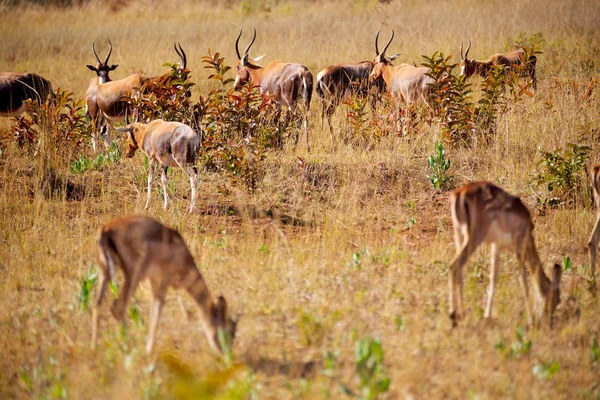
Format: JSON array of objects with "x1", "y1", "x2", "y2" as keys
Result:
[
  {"x1": 316, "y1": 60, "x2": 384, "y2": 135},
  {"x1": 93, "y1": 215, "x2": 237, "y2": 355},
  {"x1": 234, "y1": 28, "x2": 313, "y2": 151},
  {"x1": 459, "y1": 40, "x2": 537, "y2": 89},
  {"x1": 117, "y1": 111, "x2": 200, "y2": 212},
  {"x1": 87, "y1": 43, "x2": 189, "y2": 152},
  {"x1": 369, "y1": 30, "x2": 434, "y2": 135},
  {"x1": 0, "y1": 72, "x2": 54, "y2": 117},
  {"x1": 587, "y1": 164, "x2": 600, "y2": 285},
  {"x1": 448, "y1": 182, "x2": 561, "y2": 327},
  {"x1": 85, "y1": 40, "x2": 119, "y2": 152}
]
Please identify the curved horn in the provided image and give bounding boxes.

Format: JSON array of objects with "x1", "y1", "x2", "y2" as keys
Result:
[
  {"x1": 104, "y1": 39, "x2": 113, "y2": 65},
  {"x1": 124, "y1": 108, "x2": 130, "y2": 125},
  {"x1": 381, "y1": 30, "x2": 394, "y2": 57},
  {"x1": 460, "y1": 42, "x2": 464, "y2": 60},
  {"x1": 235, "y1": 29, "x2": 243, "y2": 59},
  {"x1": 465, "y1": 40, "x2": 472, "y2": 59},
  {"x1": 243, "y1": 27, "x2": 257, "y2": 59},
  {"x1": 375, "y1": 30, "x2": 381, "y2": 55},
  {"x1": 174, "y1": 42, "x2": 187, "y2": 69},
  {"x1": 92, "y1": 41, "x2": 101, "y2": 63}
]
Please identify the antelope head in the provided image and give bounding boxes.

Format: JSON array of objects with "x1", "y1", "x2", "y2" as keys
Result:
[
  {"x1": 117, "y1": 110, "x2": 142, "y2": 158},
  {"x1": 86, "y1": 40, "x2": 118, "y2": 84},
  {"x1": 459, "y1": 40, "x2": 475, "y2": 77},
  {"x1": 545, "y1": 263, "x2": 562, "y2": 327},
  {"x1": 370, "y1": 30, "x2": 401, "y2": 81},
  {"x1": 207, "y1": 296, "x2": 238, "y2": 355},
  {"x1": 234, "y1": 28, "x2": 266, "y2": 90}
]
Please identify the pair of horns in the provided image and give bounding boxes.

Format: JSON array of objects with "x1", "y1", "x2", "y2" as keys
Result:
[
  {"x1": 460, "y1": 40, "x2": 472, "y2": 60},
  {"x1": 375, "y1": 29, "x2": 394, "y2": 57},
  {"x1": 174, "y1": 42, "x2": 187, "y2": 69},
  {"x1": 92, "y1": 39, "x2": 113, "y2": 65},
  {"x1": 235, "y1": 28, "x2": 257, "y2": 63}
]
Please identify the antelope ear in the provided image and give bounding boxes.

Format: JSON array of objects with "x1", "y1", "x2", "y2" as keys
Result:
[
  {"x1": 389, "y1": 52, "x2": 402, "y2": 61},
  {"x1": 86, "y1": 65, "x2": 98, "y2": 72},
  {"x1": 110, "y1": 64, "x2": 119, "y2": 70},
  {"x1": 252, "y1": 54, "x2": 266, "y2": 63}
]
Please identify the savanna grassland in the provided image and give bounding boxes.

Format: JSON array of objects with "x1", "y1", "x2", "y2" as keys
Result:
[{"x1": 1, "y1": 0, "x2": 600, "y2": 398}]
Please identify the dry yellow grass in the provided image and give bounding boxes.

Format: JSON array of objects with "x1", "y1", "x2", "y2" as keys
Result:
[{"x1": 1, "y1": 0, "x2": 600, "y2": 398}]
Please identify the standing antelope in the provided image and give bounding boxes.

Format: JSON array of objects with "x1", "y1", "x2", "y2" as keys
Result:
[
  {"x1": 0, "y1": 72, "x2": 54, "y2": 117},
  {"x1": 87, "y1": 43, "x2": 189, "y2": 152},
  {"x1": 459, "y1": 40, "x2": 537, "y2": 89},
  {"x1": 93, "y1": 215, "x2": 237, "y2": 355},
  {"x1": 316, "y1": 60, "x2": 384, "y2": 135},
  {"x1": 117, "y1": 112, "x2": 200, "y2": 212},
  {"x1": 448, "y1": 182, "x2": 561, "y2": 327},
  {"x1": 369, "y1": 30, "x2": 434, "y2": 135},
  {"x1": 234, "y1": 28, "x2": 313, "y2": 151},
  {"x1": 587, "y1": 164, "x2": 600, "y2": 285},
  {"x1": 85, "y1": 40, "x2": 119, "y2": 152}
]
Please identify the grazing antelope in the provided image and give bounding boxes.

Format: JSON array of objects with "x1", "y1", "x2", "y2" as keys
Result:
[
  {"x1": 587, "y1": 164, "x2": 600, "y2": 285},
  {"x1": 93, "y1": 215, "x2": 237, "y2": 355},
  {"x1": 85, "y1": 40, "x2": 119, "y2": 152},
  {"x1": 117, "y1": 112, "x2": 200, "y2": 212},
  {"x1": 316, "y1": 60, "x2": 384, "y2": 135},
  {"x1": 448, "y1": 182, "x2": 561, "y2": 327},
  {"x1": 369, "y1": 30, "x2": 434, "y2": 135},
  {"x1": 459, "y1": 41, "x2": 537, "y2": 89},
  {"x1": 87, "y1": 43, "x2": 189, "y2": 152},
  {"x1": 0, "y1": 72, "x2": 54, "y2": 117},
  {"x1": 234, "y1": 28, "x2": 313, "y2": 151}
]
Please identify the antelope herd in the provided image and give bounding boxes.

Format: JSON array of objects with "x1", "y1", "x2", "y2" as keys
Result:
[{"x1": 1, "y1": 28, "x2": 596, "y2": 356}]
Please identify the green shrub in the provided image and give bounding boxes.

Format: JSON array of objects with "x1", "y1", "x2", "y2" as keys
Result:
[
  {"x1": 427, "y1": 140, "x2": 454, "y2": 191},
  {"x1": 531, "y1": 143, "x2": 591, "y2": 207}
]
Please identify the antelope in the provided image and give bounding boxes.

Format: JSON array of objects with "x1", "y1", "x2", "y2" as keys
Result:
[
  {"x1": 369, "y1": 30, "x2": 434, "y2": 135},
  {"x1": 85, "y1": 40, "x2": 119, "y2": 152},
  {"x1": 459, "y1": 41, "x2": 537, "y2": 89},
  {"x1": 316, "y1": 60, "x2": 384, "y2": 135},
  {"x1": 117, "y1": 111, "x2": 200, "y2": 212},
  {"x1": 448, "y1": 182, "x2": 561, "y2": 327},
  {"x1": 587, "y1": 164, "x2": 600, "y2": 285},
  {"x1": 87, "y1": 43, "x2": 189, "y2": 152},
  {"x1": 0, "y1": 72, "x2": 54, "y2": 117},
  {"x1": 92, "y1": 215, "x2": 237, "y2": 355},
  {"x1": 234, "y1": 28, "x2": 313, "y2": 151}
]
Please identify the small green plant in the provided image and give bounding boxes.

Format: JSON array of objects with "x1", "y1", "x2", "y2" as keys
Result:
[
  {"x1": 563, "y1": 256, "x2": 572, "y2": 273},
  {"x1": 531, "y1": 143, "x2": 591, "y2": 207},
  {"x1": 427, "y1": 140, "x2": 454, "y2": 191},
  {"x1": 394, "y1": 316, "x2": 405, "y2": 332},
  {"x1": 496, "y1": 328, "x2": 532, "y2": 359},
  {"x1": 78, "y1": 267, "x2": 98, "y2": 311},
  {"x1": 591, "y1": 337, "x2": 599, "y2": 365},
  {"x1": 129, "y1": 304, "x2": 143, "y2": 328},
  {"x1": 353, "y1": 336, "x2": 390, "y2": 400},
  {"x1": 349, "y1": 247, "x2": 371, "y2": 270},
  {"x1": 532, "y1": 359, "x2": 560, "y2": 380},
  {"x1": 322, "y1": 349, "x2": 340, "y2": 378},
  {"x1": 510, "y1": 328, "x2": 532, "y2": 359},
  {"x1": 217, "y1": 327, "x2": 235, "y2": 366},
  {"x1": 297, "y1": 309, "x2": 324, "y2": 346},
  {"x1": 70, "y1": 142, "x2": 121, "y2": 173}
]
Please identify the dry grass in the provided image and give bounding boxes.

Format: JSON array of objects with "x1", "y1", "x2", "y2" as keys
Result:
[{"x1": 1, "y1": 0, "x2": 600, "y2": 398}]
